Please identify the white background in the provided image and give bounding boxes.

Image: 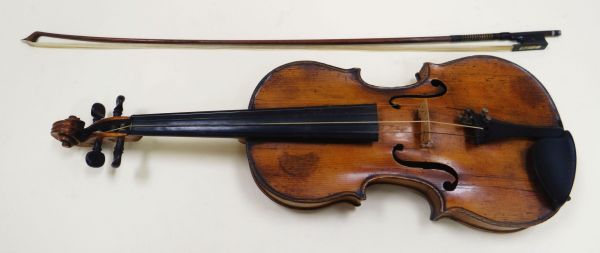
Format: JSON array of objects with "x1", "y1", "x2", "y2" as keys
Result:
[{"x1": 1, "y1": 0, "x2": 599, "y2": 252}]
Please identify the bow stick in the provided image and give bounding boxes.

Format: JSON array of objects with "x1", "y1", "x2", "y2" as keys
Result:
[{"x1": 23, "y1": 30, "x2": 560, "y2": 52}]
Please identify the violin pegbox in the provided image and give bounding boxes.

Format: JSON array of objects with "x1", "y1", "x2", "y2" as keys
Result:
[{"x1": 50, "y1": 95, "x2": 141, "y2": 168}]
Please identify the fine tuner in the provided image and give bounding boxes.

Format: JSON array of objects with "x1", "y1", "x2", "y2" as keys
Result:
[{"x1": 51, "y1": 56, "x2": 576, "y2": 232}]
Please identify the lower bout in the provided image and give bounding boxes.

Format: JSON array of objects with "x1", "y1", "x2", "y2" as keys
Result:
[{"x1": 250, "y1": 171, "x2": 553, "y2": 232}]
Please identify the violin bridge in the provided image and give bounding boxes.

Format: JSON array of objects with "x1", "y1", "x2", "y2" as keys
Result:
[{"x1": 417, "y1": 99, "x2": 433, "y2": 148}]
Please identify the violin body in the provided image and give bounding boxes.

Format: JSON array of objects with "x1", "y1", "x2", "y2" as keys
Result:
[
  {"x1": 51, "y1": 55, "x2": 575, "y2": 232},
  {"x1": 247, "y1": 56, "x2": 573, "y2": 231}
]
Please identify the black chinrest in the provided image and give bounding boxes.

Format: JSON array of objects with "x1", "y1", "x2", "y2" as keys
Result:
[{"x1": 530, "y1": 131, "x2": 576, "y2": 210}]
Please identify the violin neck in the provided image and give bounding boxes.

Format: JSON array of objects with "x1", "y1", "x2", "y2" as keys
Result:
[{"x1": 127, "y1": 104, "x2": 379, "y2": 142}]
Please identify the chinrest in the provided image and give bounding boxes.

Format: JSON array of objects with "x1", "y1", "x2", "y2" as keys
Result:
[{"x1": 530, "y1": 131, "x2": 576, "y2": 210}]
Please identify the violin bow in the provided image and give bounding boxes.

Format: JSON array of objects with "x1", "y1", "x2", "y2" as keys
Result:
[{"x1": 22, "y1": 30, "x2": 560, "y2": 52}]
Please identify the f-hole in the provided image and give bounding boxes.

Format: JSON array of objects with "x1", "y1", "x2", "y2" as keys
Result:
[
  {"x1": 389, "y1": 79, "x2": 447, "y2": 109},
  {"x1": 392, "y1": 144, "x2": 458, "y2": 191}
]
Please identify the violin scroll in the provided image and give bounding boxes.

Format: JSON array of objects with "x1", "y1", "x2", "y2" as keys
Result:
[
  {"x1": 51, "y1": 115, "x2": 85, "y2": 147},
  {"x1": 50, "y1": 95, "x2": 142, "y2": 167}
]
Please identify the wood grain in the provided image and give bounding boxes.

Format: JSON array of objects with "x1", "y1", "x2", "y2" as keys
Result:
[{"x1": 246, "y1": 56, "x2": 561, "y2": 232}]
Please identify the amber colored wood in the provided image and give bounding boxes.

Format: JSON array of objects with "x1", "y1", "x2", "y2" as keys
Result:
[
  {"x1": 51, "y1": 116, "x2": 142, "y2": 147},
  {"x1": 246, "y1": 56, "x2": 561, "y2": 232}
]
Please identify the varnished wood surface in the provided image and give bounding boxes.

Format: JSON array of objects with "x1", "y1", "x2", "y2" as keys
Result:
[
  {"x1": 246, "y1": 56, "x2": 561, "y2": 232},
  {"x1": 24, "y1": 31, "x2": 560, "y2": 52},
  {"x1": 51, "y1": 116, "x2": 142, "y2": 147}
]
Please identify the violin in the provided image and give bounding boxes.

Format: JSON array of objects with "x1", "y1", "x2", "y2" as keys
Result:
[{"x1": 51, "y1": 55, "x2": 576, "y2": 232}]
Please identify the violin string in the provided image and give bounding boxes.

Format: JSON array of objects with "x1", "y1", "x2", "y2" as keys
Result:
[
  {"x1": 384, "y1": 131, "x2": 472, "y2": 137},
  {"x1": 104, "y1": 102, "x2": 482, "y2": 134},
  {"x1": 106, "y1": 120, "x2": 483, "y2": 133},
  {"x1": 375, "y1": 104, "x2": 465, "y2": 110},
  {"x1": 137, "y1": 120, "x2": 482, "y2": 129},
  {"x1": 130, "y1": 110, "x2": 462, "y2": 122},
  {"x1": 131, "y1": 105, "x2": 468, "y2": 123},
  {"x1": 107, "y1": 125, "x2": 473, "y2": 137}
]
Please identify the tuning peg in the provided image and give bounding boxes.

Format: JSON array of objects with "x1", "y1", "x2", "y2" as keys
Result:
[
  {"x1": 86, "y1": 141, "x2": 105, "y2": 168},
  {"x1": 113, "y1": 95, "x2": 125, "y2": 117},
  {"x1": 111, "y1": 95, "x2": 126, "y2": 168},
  {"x1": 86, "y1": 103, "x2": 106, "y2": 168},
  {"x1": 91, "y1": 102, "x2": 106, "y2": 121},
  {"x1": 111, "y1": 138, "x2": 124, "y2": 168}
]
